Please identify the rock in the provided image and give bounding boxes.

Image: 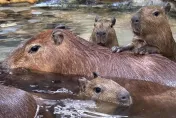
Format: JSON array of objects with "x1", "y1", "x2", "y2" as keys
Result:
[
  {"x1": 42, "y1": 12, "x2": 55, "y2": 17},
  {"x1": 0, "y1": 9, "x2": 15, "y2": 16},
  {"x1": 17, "y1": 10, "x2": 33, "y2": 19},
  {"x1": 0, "y1": 12, "x2": 7, "y2": 18},
  {"x1": 0, "y1": 23, "x2": 17, "y2": 28}
]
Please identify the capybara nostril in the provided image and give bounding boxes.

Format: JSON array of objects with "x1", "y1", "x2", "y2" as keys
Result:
[
  {"x1": 118, "y1": 90, "x2": 130, "y2": 103},
  {"x1": 131, "y1": 15, "x2": 140, "y2": 24},
  {"x1": 96, "y1": 31, "x2": 106, "y2": 36}
]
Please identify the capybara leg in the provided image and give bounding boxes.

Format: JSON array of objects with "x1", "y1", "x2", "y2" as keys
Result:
[
  {"x1": 112, "y1": 44, "x2": 134, "y2": 53},
  {"x1": 133, "y1": 45, "x2": 160, "y2": 55}
]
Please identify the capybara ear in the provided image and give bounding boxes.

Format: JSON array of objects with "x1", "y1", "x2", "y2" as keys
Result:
[
  {"x1": 52, "y1": 31, "x2": 64, "y2": 45},
  {"x1": 163, "y1": 2, "x2": 171, "y2": 13},
  {"x1": 95, "y1": 16, "x2": 99, "y2": 22},
  {"x1": 111, "y1": 17, "x2": 116, "y2": 27},
  {"x1": 92, "y1": 72, "x2": 99, "y2": 78},
  {"x1": 78, "y1": 77, "x2": 90, "y2": 92}
]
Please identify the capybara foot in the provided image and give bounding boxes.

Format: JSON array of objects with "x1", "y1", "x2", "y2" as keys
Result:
[
  {"x1": 134, "y1": 46, "x2": 160, "y2": 55},
  {"x1": 112, "y1": 46, "x2": 120, "y2": 53}
]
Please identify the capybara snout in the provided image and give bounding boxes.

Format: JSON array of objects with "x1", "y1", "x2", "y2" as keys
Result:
[
  {"x1": 90, "y1": 16, "x2": 119, "y2": 48},
  {"x1": 78, "y1": 73, "x2": 132, "y2": 107},
  {"x1": 118, "y1": 90, "x2": 131, "y2": 104},
  {"x1": 131, "y1": 13, "x2": 141, "y2": 35},
  {"x1": 131, "y1": 14, "x2": 140, "y2": 24}
]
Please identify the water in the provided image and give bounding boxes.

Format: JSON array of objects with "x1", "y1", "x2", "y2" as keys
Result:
[{"x1": 0, "y1": 4, "x2": 176, "y2": 118}]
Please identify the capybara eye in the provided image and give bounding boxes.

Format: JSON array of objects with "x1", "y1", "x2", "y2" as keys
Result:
[
  {"x1": 28, "y1": 45, "x2": 41, "y2": 54},
  {"x1": 94, "y1": 87, "x2": 101, "y2": 93},
  {"x1": 153, "y1": 11, "x2": 160, "y2": 17}
]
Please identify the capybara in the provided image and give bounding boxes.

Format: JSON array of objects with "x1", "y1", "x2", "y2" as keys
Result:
[
  {"x1": 112, "y1": 3, "x2": 176, "y2": 61},
  {"x1": 0, "y1": 84, "x2": 38, "y2": 118},
  {"x1": 78, "y1": 72, "x2": 132, "y2": 106},
  {"x1": 114, "y1": 78, "x2": 176, "y2": 118},
  {"x1": 90, "y1": 16, "x2": 119, "y2": 48},
  {"x1": 0, "y1": 0, "x2": 37, "y2": 4},
  {"x1": 3, "y1": 28, "x2": 176, "y2": 87}
]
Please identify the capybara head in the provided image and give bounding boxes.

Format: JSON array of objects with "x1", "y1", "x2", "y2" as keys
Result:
[
  {"x1": 90, "y1": 16, "x2": 118, "y2": 48},
  {"x1": 78, "y1": 72, "x2": 132, "y2": 107},
  {"x1": 131, "y1": 3, "x2": 176, "y2": 58},
  {"x1": 131, "y1": 3, "x2": 171, "y2": 36},
  {"x1": 4, "y1": 27, "x2": 100, "y2": 75}
]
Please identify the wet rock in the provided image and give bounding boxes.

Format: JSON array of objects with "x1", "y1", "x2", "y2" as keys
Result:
[
  {"x1": 0, "y1": 35, "x2": 8, "y2": 39},
  {"x1": 0, "y1": 12, "x2": 7, "y2": 18},
  {"x1": 31, "y1": 10, "x2": 43, "y2": 16},
  {"x1": 0, "y1": 26, "x2": 20, "y2": 35},
  {"x1": 0, "y1": 9, "x2": 15, "y2": 14},
  {"x1": 0, "y1": 23, "x2": 17, "y2": 28},
  {"x1": 28, "y1": 19, "x2": 41, "y2": 23},
  {"x1": 17, "y1": 10, "x2": 33, "y2": 19},
  {"x1": 42, "y1": 12, "x2": 55, "y2": 17},
  {"x1": 0, "y1": 18, "x2": 15, "y2": 24}
]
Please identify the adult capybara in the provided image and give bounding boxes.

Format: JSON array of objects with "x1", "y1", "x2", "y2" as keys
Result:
[
  {"x1": 90, "y1": 16, "x2": 119, "y2": 48},
  {"x1": 114, "y1": 78, "x2": 176, "y2": 118},
  {"x1": 78, "y1": 72, "x2": 132, "y2": 106},
  {"x1": 112, "y1": 3, "x2": 176, "y2": 61},
  {"x1": 3, "y1": 28, "x2": 176, "y2": 87},
  {"x1": 0, "y1": 85, "x2": 38, "y2": 118}
]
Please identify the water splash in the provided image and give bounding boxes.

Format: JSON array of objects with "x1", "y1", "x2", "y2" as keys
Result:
[
  {"x1": 34, "y1": 0, "x2": 69, "y2": 7},
  {"x1": 54, "y1": 99, "x2": 128, "y2": 118},
  {"x1": 32, "y1": 88, "x2": 73, "y2": 94}
]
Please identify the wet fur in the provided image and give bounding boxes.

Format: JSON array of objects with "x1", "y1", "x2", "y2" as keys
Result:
[
  {"x1": 0, "y1": 85, "x2": 37, "y2": 118},
  {"x1": 3, "y1": 29, "x2": 176, "y2": 87}
]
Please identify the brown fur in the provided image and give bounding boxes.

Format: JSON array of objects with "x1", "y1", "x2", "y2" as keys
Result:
[
  {"x1": 0, "y1": 85, "x2": 37, "y2": 118},
  {"x1": 114, "y1": 4, "x2": 176, "y2": 61},
  {"x1": 90, "y1": 17, "x2": 118, "y2": 48},
  {"x1": 115, "y1": 78, "x2": 176, "y2": 117},
  {"x1": 78, "y1": 76, "x2": 132, "y2": 106},
  {"x1": 3, "y1": 29, "x2": 176, "y2": 87}
]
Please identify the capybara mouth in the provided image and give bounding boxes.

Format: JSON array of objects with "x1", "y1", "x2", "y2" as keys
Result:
[
  {"x1": 131, "y1": 22, "x2": 141, "y2": 36},
  {"x1": 97, "y1": 43, "x2": 105, "y2": 46},
  {"x1": 133, "y1": 30, "x2": 140, "y2": 36},
  {"x1": 132, "y1": 25, "x2": 140, "y2": 36}
]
